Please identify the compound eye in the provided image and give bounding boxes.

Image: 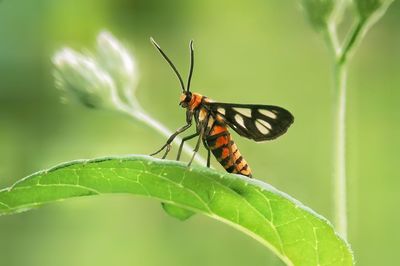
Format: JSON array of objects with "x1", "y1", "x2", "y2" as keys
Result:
[{"x1": 185, "y1": 93, "x2": 192, "y2": 102}]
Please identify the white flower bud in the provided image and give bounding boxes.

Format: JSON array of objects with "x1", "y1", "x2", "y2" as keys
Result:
[
  {"x1": 52, "y1": 48, "x2": 118, "y2": 110},
  {"x1": 96, "y1": 31, "x2": 139, "y2": 105}
]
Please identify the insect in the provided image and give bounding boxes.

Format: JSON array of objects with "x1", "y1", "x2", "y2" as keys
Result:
[{"x1": 150, "y1": 38, "x2": 294, "y2": 178}]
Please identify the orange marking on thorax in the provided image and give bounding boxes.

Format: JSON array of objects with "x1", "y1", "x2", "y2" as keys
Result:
[{"x1": 188, "y1": 93, "x2": 203, "y2": 111}]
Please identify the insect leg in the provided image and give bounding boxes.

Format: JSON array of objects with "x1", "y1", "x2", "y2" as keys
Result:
[
  {"x1": 161, "y1": 145, "x2": 171, "y2": 159},
  {"x1": 187, "y1": 121, "x2": 207, "y2": 167},
  {"x1": 202, "y1": 139, "x2": 211, "y2": 168},
  {"x1": 176, "y1": 132, "x2": 199, "y2": 161},
  {"x1": 207, "y1": 148, "x2": 211, "y2": 167},
  {"x1": 187, "y1": 131, "x2": 203, "y2": 167},
  {"x1": 150, "y1": 123, "x2": 192, "y2": 157}
]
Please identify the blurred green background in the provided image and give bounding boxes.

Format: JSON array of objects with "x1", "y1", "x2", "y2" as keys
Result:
[{"x1": 0, "y1": 0, "x2": 399, "y2": 265}]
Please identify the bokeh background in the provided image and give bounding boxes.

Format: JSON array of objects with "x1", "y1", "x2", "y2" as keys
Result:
[{"x1": 0, "y1": 0, "x2": 399, "y2": 265}]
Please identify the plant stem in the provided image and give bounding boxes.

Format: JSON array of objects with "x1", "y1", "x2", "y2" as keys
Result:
[
  {"x1": 331, "y1": 19, "x2": 365, "y2": 240},
  {"x1": 333, "y1": 59, "x2": 348, "y2": 240},
  {"x1": 339, "y1": 20, "x2": 364, "y2": 64},
  {"x1": 322, "y1": 0, "x2": 392, "y2": 242},
  {"x1": 327, "y1": 15, "x2": 368, "y2": 240}
]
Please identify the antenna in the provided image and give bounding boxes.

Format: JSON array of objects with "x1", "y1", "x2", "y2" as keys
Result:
[
  {"x1": 186, "y1": 40, "x2": 194, "y2": 92},
  {"x1": 150, "y1": 37, "x2": 186, "y2": 92}
]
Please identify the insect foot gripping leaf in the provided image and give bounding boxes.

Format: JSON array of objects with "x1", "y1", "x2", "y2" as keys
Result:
[{"x1": 0, "y1": 155, "x2": 353, "y2": 266}]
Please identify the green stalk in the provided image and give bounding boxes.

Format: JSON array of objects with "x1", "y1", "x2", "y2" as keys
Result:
[
  {"x1": 332, "y1": 58, "x2": 348, "y2": 239},
  {"x1": 331, "y1": 19, "x2": 365, "y2": 240},
  {"x1": 315, "y1": 0, "x2": 392, "y2": 242}
]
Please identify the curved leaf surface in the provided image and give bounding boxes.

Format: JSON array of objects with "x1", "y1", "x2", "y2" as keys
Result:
[{"x1": 0, "y1": 155, "x2": 353, "y2": 266}]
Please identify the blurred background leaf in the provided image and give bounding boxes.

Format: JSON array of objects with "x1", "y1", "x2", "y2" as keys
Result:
[
  {"x1": 0, "y1": 0, "x2": 399, "y2": 265},
  {"x1": 355, "y1": 0, "x2": 394, "y2": 20},
  {"x1": 300, "y1": 0, "x2": 335, "y2": 32}
]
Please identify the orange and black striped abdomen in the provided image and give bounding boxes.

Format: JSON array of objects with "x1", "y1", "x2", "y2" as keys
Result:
[{"x1": 206, "y1": 121, "x2": 252, "y2": 177}]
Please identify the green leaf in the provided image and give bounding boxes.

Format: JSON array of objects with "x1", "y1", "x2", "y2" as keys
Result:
[
  {"x1": 161, "y1": 202, "x2": 195, "y2": 221},
  {"x1": 354, "y1": 0, "x2": 393, "y2": 20},
  {"x1": 0, "y1": 155, "x2": 353, "y2": 266},
  {"x1": 300, "y1": 0, "x2": 335, "y2": 32}
]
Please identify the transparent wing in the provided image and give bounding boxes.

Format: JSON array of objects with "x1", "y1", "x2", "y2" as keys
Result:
[{"x1": 208, "y1": 102, "x2": 294, "y2": 141}]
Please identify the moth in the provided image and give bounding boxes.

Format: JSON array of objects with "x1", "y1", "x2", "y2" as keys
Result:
[{"x1": 150, "y1": 38, "x2": 294, "y2": 178}]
